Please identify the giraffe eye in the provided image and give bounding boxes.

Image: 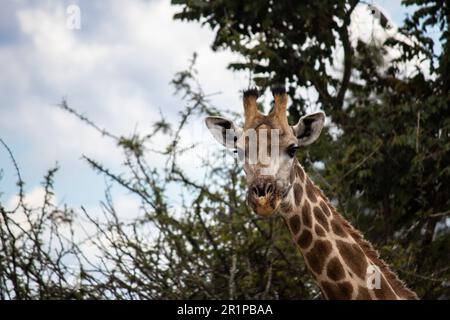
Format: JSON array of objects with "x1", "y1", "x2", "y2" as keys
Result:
[{"x1": 287, "y1": 145, "x2": 300, "y2": 158}]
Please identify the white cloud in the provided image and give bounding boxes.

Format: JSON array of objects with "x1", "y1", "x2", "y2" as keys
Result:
[
  {"x1": 1, "y1": 186, "x2": 57, "y2": 235},
  {"x1": 6, "y1": 185, "x2": 55, "y2": 211}
]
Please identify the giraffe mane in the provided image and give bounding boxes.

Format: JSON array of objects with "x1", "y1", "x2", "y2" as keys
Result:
[{"x1": 312, "y1": 184, "x2": 418, "y2": 299}]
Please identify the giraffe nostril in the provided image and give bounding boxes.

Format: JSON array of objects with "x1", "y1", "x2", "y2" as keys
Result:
[
  {"x1": 252, "y1": 183, "x2": 273, "y2": 197},
  {"x1": 254, "y1": 185, "x2": 266, "y2": 197},
  {"x1": 266, "y1": 183, "x2": 273, "y2": 195}
]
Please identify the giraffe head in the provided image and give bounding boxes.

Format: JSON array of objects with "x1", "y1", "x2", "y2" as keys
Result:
[{"x1": 205, "y1": 87, "x2": 325, "y2": 217}]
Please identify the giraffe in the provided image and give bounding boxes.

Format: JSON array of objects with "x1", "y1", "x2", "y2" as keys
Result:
[{"x1": 205, "y1": 87, "x2": 418, "y2": 300}]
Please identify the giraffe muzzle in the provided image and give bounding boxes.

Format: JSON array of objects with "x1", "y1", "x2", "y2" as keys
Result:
[{"x1": 247, "y1": 180, "x2": 282, "y2": 217}]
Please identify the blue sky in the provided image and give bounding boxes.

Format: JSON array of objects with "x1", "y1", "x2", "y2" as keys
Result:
[{"x1": 0, "y1": 1, "x2": 440, "y2": 219}]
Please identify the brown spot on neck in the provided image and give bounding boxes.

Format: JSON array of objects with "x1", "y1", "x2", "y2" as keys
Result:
[
  {"x1": 295, "y1": 164, "x2": 305, "y2": 182},
  {"x1": 293, "y1": 183, "x2": 303, "y2": 206},
  {"x1": 356, "y1": 285, "x2": 372, "y2": 300},
  {"x1": 321, "y1": 281, "x2": 353, "y2": 300},
  {"x1": 315, "y1": 224, "x2": 326, "y2": 237},
  {"x1": 297, "y1": 230, "x2": 313, "y2": 249},
  {"x1": 336, "y1": 240, "x2": 368, "y2": 280},
  {"x1": 326, "y1": 257, "x2": 345, "y2": 281},
  {"x1": 289, "y1": 166, "x2": 296, "y2": 184},
  {"x1": 331, "y1": 219, "x2": 347, "y2": 237},
  {"x1": 313, "y1": 206, "x2": 330, "y2": 232},
  {"x1": 305, "y1": 178, "x2": 318, "y2": 203},
  {"x1": 305, "y1": 240, "x2": 332, "y2": 275},
  {"x1": 301, "y1": 201, "x2": 312, "y2": 228},
  {"x1": 319, "y1": 200, "x2": 331, "y2": 217},
  {"x1": 289, "y1": 215, "x2": 301, "y2": 235}
]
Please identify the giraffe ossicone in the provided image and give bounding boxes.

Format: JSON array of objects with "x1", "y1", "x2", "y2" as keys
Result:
[{"x1": 205, "y1": 87, "x2": 417, "y2": 300}]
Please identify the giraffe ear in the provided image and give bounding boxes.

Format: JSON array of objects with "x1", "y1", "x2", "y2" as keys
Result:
[
  {"x1": 205, "y1": 116, "x2": 243, "y2": 149},
  {"x1": 293, "y1": 112, "x2": 325, "y2": 146}
]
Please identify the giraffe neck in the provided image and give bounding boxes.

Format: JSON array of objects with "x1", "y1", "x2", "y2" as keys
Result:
[{"x1": 278, "y1": 161, "x2": 417, "y2": 300}]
